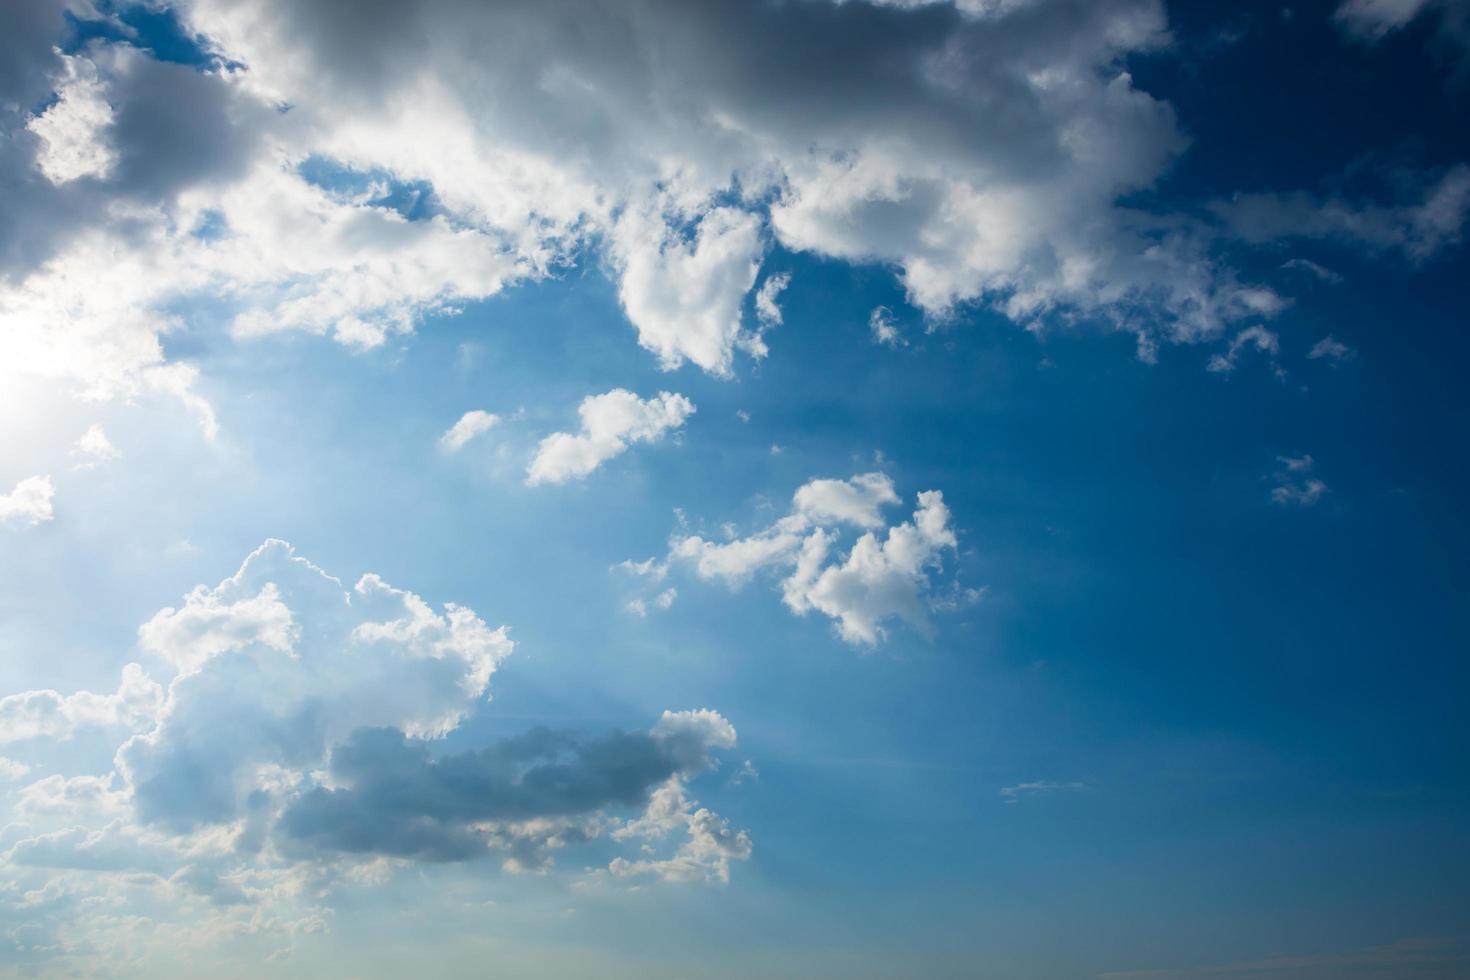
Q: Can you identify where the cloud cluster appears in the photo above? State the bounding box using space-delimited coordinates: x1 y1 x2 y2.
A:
626 472 975 645
4 0 1394 435
0 542 747 969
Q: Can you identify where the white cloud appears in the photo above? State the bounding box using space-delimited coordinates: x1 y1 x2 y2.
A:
1307 335 1356 364
1207 325 1282 376
869 306 905 347
754 272 791 328
0 542 749 972
0 664 162 744
0 0 1336 435
1281 257 1343 284
608 778 752 884
438 409 500 452
26 54 117 185
783 491 958 645
0 756 30 780
0 475 55 527
626 588 678 618
659 472 968 645
1271 454 1329 507
793 472 903 529
72 423 119 465
612 206 765 375
999 780 1086 803
527 389 695 486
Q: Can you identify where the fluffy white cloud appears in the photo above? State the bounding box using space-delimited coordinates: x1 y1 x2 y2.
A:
26 54 116 184
608 778 752 884
0 475 55 527
0 664 162 744
72 423 120 464
0 542 747 972
527 389 695 486
793 472 902 529
656 472 970 645
0 0 1341 434
612 206 765 375
783 491 958 644
869 305 905 347
438 409 500 452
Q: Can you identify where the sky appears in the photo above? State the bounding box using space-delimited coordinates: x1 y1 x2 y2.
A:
0 0 1469 977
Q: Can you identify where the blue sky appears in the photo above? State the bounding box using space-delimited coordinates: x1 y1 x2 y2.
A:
1 1 1468 977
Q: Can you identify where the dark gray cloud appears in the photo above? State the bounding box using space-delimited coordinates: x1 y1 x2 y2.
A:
0 24 272 281
278 721 722 862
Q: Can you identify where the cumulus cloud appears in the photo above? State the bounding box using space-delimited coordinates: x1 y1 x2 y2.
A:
0 475 55 527
793 471 903 529
0 0 1344 433
26 54 117 185
527 389 695 486
438 409 500 452
279 708 736 870
0 542 746 971
646 472 968 645
612 206 765 375
0 664 162 744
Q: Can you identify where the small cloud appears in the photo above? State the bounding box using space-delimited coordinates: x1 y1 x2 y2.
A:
869 306 905 348
1334 0 1435 40
1307 335 1355 364
72 424 120 467
439 410 500 453
1208 325 1283 378
0 757 31 781
0 475 55 528
999 780 1085 804
614 557 668 581
754 272 790 327
527 390 694 486
729 760 759 786
735 409 751 423
625 586 676 618
1271 454 1328 507
1281 257 1343 283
